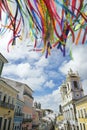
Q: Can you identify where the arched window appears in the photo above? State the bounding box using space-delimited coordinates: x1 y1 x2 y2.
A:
73 81 78 88
0 92 2 101
3 94 7 102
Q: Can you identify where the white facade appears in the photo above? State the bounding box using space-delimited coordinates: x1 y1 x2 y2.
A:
60 69 84 130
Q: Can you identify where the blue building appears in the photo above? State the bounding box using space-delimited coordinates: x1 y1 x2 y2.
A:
13 96 24 130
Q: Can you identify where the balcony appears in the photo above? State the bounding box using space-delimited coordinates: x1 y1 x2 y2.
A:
22 118 32 123
85 114 87 118
23 91 33 99
0 101 14 110
14 112 24 117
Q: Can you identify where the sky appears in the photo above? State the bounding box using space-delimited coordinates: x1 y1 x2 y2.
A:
0 0 87 113
0 36 87 113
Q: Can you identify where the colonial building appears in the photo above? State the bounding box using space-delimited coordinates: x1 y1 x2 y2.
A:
1 77 25 130
75 95 87 130
22 84 33 130
0 78 18 130
2 78 34 130
60 69 84 130
0 53 18 130
32 107 39 129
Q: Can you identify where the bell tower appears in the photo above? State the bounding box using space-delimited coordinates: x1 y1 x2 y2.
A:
60 69 84 105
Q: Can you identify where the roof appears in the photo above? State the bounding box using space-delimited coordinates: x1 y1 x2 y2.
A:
1 77 33 92
75 95 87 105
0 53 8 63
0 78 18 93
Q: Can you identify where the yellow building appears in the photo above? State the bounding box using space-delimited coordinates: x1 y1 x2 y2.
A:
55 114 64 130
0 78 18 130
57 114 64 122
0 53 18 130
75 95 87 130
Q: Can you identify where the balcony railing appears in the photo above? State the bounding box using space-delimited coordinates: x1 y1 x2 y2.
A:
23 91 33 99
0 101 14 110
14 112 24 117
85 114 87 118
22 118 32 123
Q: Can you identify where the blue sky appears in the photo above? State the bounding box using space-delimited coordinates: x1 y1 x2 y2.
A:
0 0 87 112
0 37 87 112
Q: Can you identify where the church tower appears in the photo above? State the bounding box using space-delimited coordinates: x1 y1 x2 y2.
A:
60 69 84 105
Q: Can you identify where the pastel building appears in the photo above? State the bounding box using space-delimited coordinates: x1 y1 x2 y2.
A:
22 84 33 130
32 107 39 129
75 95 87 130
0 78 18 130
0 53 18 130
13 97 24 130
2 78 34 130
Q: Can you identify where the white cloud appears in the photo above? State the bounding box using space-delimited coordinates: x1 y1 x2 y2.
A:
45 80 55 89
22 76 46 91
59 45 87 79
2 62 46 91
16 63 31 78
35 56 49 67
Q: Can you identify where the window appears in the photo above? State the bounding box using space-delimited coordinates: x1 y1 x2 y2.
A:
83 124 86 130
0 92 2 101
8 96 10 103
78 110 80 118
83 109 86 118
3 94 7 102
80 109 83 118
67 83 69 90
77 126 79 130
12 98 14 105
0 60 3 75
80 123 82 130
71 109 74 119
73 81 78 88
0 117 2 129
7 118 11 130
3 119 7 130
